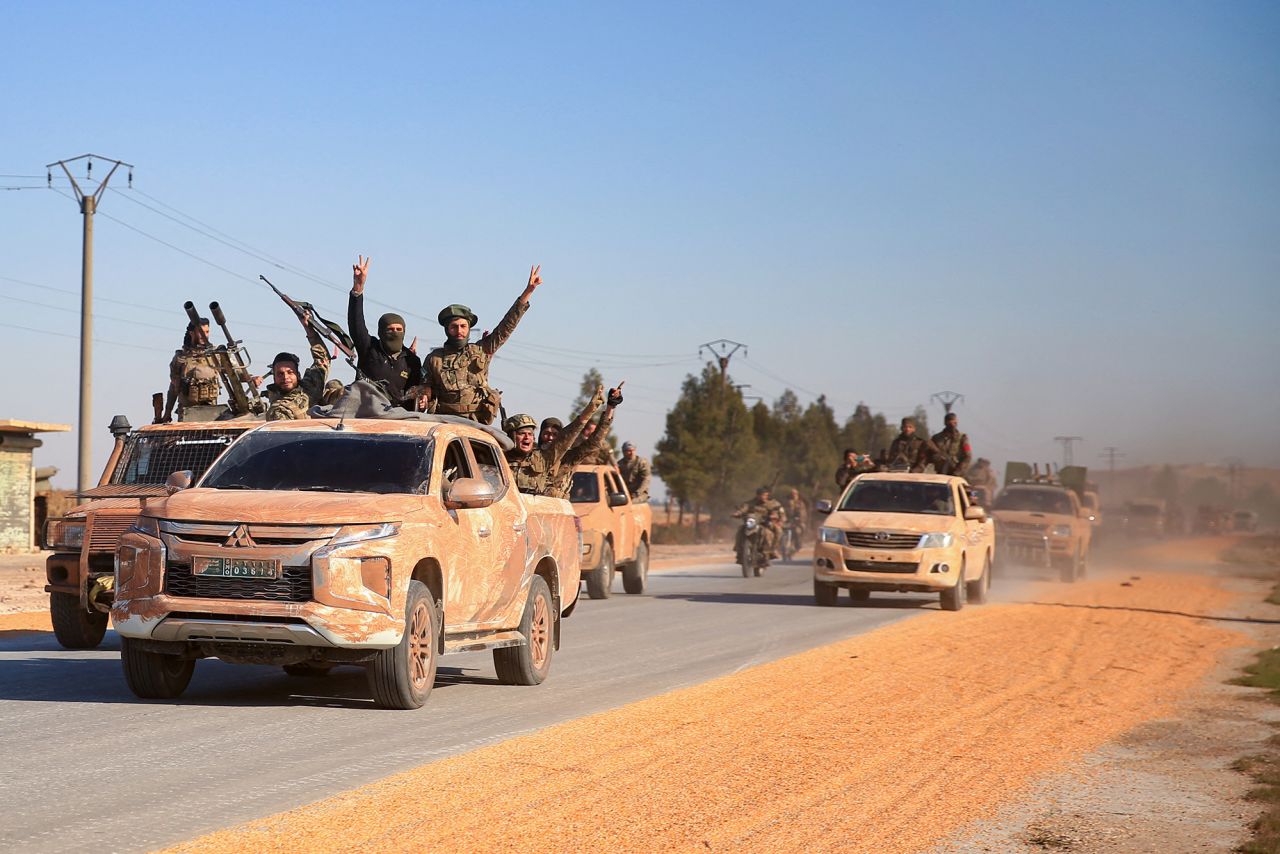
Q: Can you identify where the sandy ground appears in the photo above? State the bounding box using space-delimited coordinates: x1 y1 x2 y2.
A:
164 545 1254 853
0 552 50 616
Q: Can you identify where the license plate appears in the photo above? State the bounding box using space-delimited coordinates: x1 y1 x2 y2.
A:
191 556 281 580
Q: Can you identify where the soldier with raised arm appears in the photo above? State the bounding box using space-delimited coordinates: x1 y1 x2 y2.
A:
503 385 604 496
255 312 342 421
347 256 422 410
547 384 624 499
423 265 542 424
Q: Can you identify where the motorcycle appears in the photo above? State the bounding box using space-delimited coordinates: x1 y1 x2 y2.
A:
779 521 803 563
736 514 770 578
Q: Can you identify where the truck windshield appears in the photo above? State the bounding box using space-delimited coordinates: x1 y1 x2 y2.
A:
840 481 954 516
113 429 246 485
201 432 432 495
995 488 1073 514
569 472 600 504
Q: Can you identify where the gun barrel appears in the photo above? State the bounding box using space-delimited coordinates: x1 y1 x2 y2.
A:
183 301 202 326
210 301 227 326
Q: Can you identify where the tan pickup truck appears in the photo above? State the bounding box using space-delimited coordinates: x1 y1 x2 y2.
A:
113 416 582 709
813 473 995 610
44 417 252 649
569 464 652 598
993 480 1092 582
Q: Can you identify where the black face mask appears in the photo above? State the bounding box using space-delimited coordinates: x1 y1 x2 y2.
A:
380 329 404 355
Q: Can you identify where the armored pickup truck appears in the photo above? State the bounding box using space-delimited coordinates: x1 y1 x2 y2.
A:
113 415 582 709
44 417 252 648
992 464 1092 582
813 473 995 610
569 464 652 598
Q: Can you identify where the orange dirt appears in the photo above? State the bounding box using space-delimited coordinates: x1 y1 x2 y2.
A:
0 610 52 637
167 568 1245 854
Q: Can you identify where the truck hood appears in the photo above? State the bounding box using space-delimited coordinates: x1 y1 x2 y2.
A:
993 510 1070 525
60 497 143 519
823 510 953 532
142 488 421 525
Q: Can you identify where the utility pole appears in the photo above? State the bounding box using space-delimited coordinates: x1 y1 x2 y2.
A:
1054 435 1083 468
699 339 747 388
1099 446 1125 495
47 153 134 496
931 390 964 414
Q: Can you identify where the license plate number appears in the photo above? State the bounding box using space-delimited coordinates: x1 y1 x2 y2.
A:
192 556 281 579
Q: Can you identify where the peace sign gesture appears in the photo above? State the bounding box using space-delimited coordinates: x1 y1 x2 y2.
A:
520 263 543 304
352 255 371 295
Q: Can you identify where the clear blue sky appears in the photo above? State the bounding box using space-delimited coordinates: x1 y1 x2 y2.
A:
3 1 1278 491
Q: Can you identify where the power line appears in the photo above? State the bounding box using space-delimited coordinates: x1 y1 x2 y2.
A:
1054 435 1084 468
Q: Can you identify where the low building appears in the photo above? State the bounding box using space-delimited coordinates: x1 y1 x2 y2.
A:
0 420 71 553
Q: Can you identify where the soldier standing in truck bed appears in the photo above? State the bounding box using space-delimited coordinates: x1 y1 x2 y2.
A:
503 385 605 495
422 265 543 424
887 417 940 473
617 441 651 503
931 412 972 477
256 313 343 420
546 385 624 499
835 448 877 489
347 256 422 410
160 316 219 423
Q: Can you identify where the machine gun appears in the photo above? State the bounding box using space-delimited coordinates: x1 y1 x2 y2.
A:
183 300 265 417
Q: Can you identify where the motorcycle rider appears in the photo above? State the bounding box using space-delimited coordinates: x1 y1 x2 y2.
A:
733 485 786 563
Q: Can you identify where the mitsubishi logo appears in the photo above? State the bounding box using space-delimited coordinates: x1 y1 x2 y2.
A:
874 531 891 542
224 524 257 549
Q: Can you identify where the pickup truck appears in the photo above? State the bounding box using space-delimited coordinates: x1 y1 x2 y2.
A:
113 416 582 709
813 473 994 610
569 465 652 598
44 416 252 649
993 481 1092 581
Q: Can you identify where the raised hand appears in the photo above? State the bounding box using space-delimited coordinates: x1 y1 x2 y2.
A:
607 381 625 408
352 255 370 295
528 264 542 289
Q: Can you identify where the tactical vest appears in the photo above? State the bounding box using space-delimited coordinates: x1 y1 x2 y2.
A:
506 448 555 495
179 356 221 406
426 343 500 424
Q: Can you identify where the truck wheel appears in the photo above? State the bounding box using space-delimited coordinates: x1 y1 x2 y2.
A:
494 575 554 686
622 541 649 595
814 578 839 606
966 556 990 604
849 588 870 604
586 541 615 599
50 591 108 650
368 580 438 710
1060 549 1080 583
283 663 335 677
120 637 194 700
1078 548 1089 579
940 568 967 611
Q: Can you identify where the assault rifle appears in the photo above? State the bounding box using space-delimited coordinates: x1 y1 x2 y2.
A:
183 300 265 417
260 275 357 369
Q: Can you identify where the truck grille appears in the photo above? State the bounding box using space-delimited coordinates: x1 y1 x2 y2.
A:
845 559 918 574
844 532 919 550
88 516 136 552
998 521 1047 535
164 563 313 603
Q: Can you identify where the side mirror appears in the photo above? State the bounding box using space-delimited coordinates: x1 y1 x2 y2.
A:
607 491 629 508
165 470 193 495
963 506 986 522
814 499 833 515
445 477 499 510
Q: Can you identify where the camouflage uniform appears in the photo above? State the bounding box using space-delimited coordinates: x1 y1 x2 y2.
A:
617 454 651 503
967 459 997 491
505 391 604 495
835 457 877 489
169 348 221 420
886 433 939 473
547 407 616 500
930 427 972 477
425 300 528 424
735 496 786 558
263 338 332 421
784 494 809 535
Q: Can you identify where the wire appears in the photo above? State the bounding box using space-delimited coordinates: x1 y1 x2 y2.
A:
0 319 163 353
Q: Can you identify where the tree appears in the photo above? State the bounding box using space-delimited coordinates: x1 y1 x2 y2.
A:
840 403 894 458
570 367 617 454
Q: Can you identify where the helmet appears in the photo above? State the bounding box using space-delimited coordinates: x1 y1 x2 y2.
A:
503 413 537 434
540 417 563 431
438 304 479 327
756 485 770 495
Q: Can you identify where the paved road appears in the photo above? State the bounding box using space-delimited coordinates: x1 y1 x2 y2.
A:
1 558 959 853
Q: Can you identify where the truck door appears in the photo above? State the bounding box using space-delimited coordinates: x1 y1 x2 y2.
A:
607 469 636 562
467 438 527 626
439 438 497 626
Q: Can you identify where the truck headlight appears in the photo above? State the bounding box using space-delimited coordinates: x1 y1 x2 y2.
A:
1050 525 1072 538
918 532 954 549
131 517 160 537
314 522 401 559
819 527 845 544
44 519 85 550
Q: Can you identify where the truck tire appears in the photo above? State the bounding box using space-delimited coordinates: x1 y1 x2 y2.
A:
50 591 108 650
966 555 990 604
848 588 870 604
622 540 649 595
1060 549 1080 584
120 637 194 700
940 568 967 611
814 578 838 606
494 575 554 686
586 541 615 599
368 580 438 709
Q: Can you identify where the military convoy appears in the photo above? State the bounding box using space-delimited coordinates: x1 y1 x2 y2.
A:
992 463 1093 582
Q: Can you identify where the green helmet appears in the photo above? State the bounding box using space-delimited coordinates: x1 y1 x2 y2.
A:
503 413 537 434
438 304 479 327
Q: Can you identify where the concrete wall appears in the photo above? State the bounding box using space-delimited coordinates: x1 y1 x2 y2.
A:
0 436 38 552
